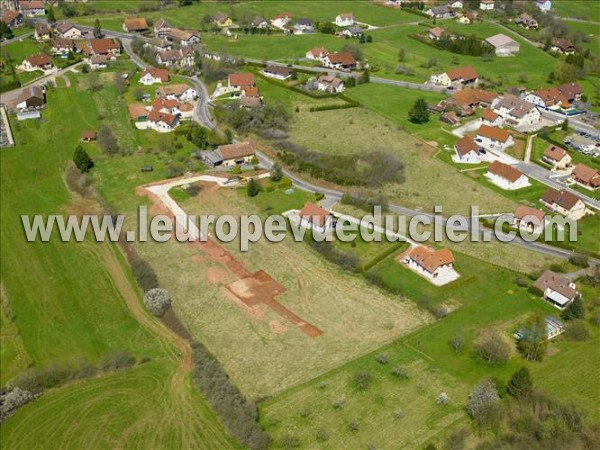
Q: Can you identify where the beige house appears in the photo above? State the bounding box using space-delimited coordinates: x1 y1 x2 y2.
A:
542 145 572 170
540 188 586 220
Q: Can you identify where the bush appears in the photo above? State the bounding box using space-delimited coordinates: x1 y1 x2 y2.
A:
131 257 158 292
392 366 409 379
347 420 360 431
564 319 590 341
473 331 511 366
561 297 585 321
436 392 449 405
143 288 171 316
315 428 330 442
0 387 37 423
100 351 136 372
375 353 389 365
569 253 589 267
332 396 345 409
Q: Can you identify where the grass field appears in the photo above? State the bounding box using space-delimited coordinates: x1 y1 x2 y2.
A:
551 1 600 21
261 249 600 447
0 78 235 446
285 105 518 215
133 184 429 398
1 360 238 450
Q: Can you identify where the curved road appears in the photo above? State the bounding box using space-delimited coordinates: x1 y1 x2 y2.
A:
256 150 599 264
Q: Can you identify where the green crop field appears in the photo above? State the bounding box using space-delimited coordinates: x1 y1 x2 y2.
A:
0 77 235 447
551 0 600 21
261 250 600 448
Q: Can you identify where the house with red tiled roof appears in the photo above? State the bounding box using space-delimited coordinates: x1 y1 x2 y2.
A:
1 10 23 28
542 145 572 170
19 53 54 72
139 68 170 85
440 110 461 127
551 37 575 55
147 109 179 132
431 65 479 89
299 202 334 234
155 83 197 102
227 73 255 90
262 65 293 80
491 94 540 128
202 141 256 168
318 75 345 93
540 188 586 220
475 124 513 150
485 161 529 190
513 205 545 234
156 48 194 67
271 12 292 29
306 47 329 61
557 83 582 103
570 164 600 190
323 52 357 71
480 108 502 127
18 0 45 16
428 27 445 41
123 17 149 33
402 246 459 285
453 136 482 164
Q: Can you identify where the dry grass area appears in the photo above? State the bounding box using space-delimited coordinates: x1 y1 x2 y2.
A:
334 204 561 273
135 187 429 398
288 108 517 215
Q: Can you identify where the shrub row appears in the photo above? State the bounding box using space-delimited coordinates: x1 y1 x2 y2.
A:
362 242 404 272
190 342 269 450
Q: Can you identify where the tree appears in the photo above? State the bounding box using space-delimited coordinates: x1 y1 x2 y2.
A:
114 72 126 95
561 119 569 131
186 125 209 149
270 162 283 182
517 315 548 362
553 61 578 83
93 18 102 39
561 297 585 321
73 145 94 172
449 332 464 353
507 366 533 398
466 379 500 425
341 43 362 61
133 87 145 101
47 6 56 24
0 21 13 40
359 33 366 44
565 319 590 341
143 288 171 316
98 125 119 155
408 98 430 124
246 178 261 197
398 48 405 62
358 69 370 84
354 370 372 390
87 71 102 91
366 34 373 43
473 330 511 365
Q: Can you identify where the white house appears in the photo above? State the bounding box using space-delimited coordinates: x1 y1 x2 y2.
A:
299 202 334 234
513 205 546 234
480 108 503 127
306 47 329 61
430 65 479 89
271 13 292 29
251 16 269 29
154 18 172 37
485 34 520 56
540 188 586 220
453 136 482 164
294 18 314 34
323 52 357 71
54 21 83 39
139 68 170 85
262 65 293 80
535 0 552 13
18 0 45 16
448 1 463 8
147 110 179 133
156 83 197 102
166 29 200 47
425 5 454 18
533 270 579 310
402 246 459 285
317 75 345 93
479 0 494 10
476 124 514 150
156 48 194 67
89 55 108 70
485 161 529 190
19 54 54 72
491 95 540 128
335 13 354 27
227 73 255 91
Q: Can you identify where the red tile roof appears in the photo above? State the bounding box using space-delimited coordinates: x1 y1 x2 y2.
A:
408 246 454 274
228 73 255 87
481 108 499 122
533 270 577 300
571 164 600 188
541 188 582 211
446 65 478 82
514 205 545 222
218 142 255 161
455 136 480 157
300 202 330 228
326 52 357 65
124 17 149 31
543 145 568 162
24 53 52 67
141 68 169 82
90 38 120 55
477 124 511 143
487 161 524 183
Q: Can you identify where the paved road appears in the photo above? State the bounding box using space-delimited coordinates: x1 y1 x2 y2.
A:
242 57 449 93
0 31 34 47
0 62 83 107
256 150 599 264
76 25 216 130
539 109 600 140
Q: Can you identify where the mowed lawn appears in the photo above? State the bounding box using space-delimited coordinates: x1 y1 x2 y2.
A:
261 250 600 448
1 361 239 450
0 80 235 447
551 0 600 21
